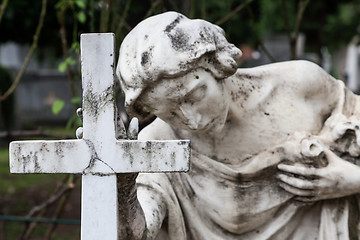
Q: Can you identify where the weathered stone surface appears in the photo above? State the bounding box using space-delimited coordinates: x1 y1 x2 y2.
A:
10 140 189 174
9 33 190 240
10 140 89 173
117 12 360 240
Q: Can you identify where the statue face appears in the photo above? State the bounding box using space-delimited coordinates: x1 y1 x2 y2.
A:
141 68 230 134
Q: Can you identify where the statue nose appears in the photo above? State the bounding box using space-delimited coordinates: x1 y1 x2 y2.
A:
179 105 201 129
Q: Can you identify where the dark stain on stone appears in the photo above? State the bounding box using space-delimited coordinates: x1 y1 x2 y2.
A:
164 15 183 33
33 152 40 172
55 142 65 159
22 155 28 173
146 141 153 169
167 29 191 52
83 84 114 119
141 51 150 66
40 142 50 153
170 152 176 166
122 141 134 166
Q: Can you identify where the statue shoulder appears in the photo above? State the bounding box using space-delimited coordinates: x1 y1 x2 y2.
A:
276 60 339 89
283 60 341 100
138 118 178 140
237 60 341 97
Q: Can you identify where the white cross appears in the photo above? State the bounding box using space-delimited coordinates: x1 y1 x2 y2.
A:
9 33 190 240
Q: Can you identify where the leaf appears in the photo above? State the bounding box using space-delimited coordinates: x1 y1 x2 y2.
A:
65 56 77 66
77 11 86 23
75 0 86 9
58 61 67 72
52 99 65 115
71 97 82 104
70 41 80 53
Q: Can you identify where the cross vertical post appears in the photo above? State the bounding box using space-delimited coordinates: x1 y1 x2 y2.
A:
80 33 118 240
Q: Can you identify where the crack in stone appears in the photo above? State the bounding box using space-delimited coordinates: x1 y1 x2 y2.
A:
83 139 116 176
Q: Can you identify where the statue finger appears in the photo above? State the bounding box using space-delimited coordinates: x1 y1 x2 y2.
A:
277 174 316 190
128 117 139 140
76 108 83 123
332 121 356 140
278 182 314 197
278 164 317 177
76 127 83 139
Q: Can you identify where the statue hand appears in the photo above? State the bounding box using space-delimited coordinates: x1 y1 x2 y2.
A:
277 149 360 202
76 108 83 139
326 113 360 157
75 107 139 140
116 117 140 186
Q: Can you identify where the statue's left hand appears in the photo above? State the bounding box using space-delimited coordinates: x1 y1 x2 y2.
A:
277 149 360 202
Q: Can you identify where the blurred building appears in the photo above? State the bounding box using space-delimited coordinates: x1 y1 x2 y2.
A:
0 42 76 129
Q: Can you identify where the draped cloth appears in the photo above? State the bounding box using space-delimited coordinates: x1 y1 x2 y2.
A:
136 80 360 240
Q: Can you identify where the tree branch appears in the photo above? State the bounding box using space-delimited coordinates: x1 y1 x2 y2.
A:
100 0 112 32
19 175 78 240
0 0 47 102
56 7 77 99
294 0 310 41
281 0 292 44
215 0 254 26
246 4 276 62
43 175 77 240
0 0 8 25
144 0 161 19
290 0 310 60
115 0 132 37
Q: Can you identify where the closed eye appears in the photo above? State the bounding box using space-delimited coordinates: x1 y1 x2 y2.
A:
186 85 207 101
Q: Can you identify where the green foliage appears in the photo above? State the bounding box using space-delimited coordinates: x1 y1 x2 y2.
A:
324 1 360 50
256 0 360 52
52 99 65 115
75 0 86 9
51 97 81 121
1 0 359 54
76 11 86 23
70 97 81 104
66 113 82 130
58 56 77 72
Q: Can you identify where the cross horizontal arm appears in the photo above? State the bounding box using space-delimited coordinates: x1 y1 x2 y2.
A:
9 140 90 174
112 139 190 173
10 139 190 174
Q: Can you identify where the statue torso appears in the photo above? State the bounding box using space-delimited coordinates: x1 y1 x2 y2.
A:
138 61 343 237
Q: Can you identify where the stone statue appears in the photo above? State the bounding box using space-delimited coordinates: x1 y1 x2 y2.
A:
115 11 360 239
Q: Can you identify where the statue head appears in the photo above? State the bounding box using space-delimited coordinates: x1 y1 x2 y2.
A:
117 12 242 121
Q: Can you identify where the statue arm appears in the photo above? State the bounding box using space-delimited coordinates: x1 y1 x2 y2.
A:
114 116 168 239
117 173 168 240
117 173 147 239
